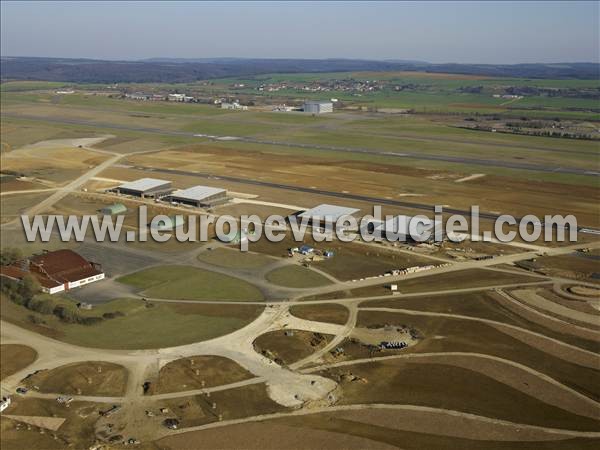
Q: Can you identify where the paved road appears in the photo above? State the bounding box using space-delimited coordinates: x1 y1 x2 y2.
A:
3 113 597 176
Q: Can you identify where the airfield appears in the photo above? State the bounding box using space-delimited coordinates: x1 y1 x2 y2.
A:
0 74 599 449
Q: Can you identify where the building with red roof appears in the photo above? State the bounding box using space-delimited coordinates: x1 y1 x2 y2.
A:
0 249 104 294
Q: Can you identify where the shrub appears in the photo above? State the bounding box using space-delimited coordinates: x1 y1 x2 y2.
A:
78 316 104 326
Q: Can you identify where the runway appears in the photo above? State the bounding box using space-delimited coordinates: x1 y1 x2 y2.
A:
3 113 598 177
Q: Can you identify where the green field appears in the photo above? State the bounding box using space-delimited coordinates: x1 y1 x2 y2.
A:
197 247 276 269
117 265 264 301
0 295 263 349
265 265 332 288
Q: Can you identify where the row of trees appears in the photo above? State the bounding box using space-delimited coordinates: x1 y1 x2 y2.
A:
1 247 124 326
1 276 124 326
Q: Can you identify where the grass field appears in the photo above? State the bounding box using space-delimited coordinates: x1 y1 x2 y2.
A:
1 398 110 450
161 383 286 428
356 310 600 402
197 247 276 269
0 295 263 349
265 265 332 288
394 269 544 293
289 304 350 325
117 265 264 301
321 360 600 432
365 290 599 352
529 253 600 283
253 330 333 366
156 411 600 450
0 344 37 380
23 361 128 396
1 192 52 224
150 355 255 394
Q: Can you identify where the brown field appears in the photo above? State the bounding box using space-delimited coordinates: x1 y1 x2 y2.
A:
159 383 286 428
1 398 109 450
1 145 108 184
0 417 66 450
289 304 350 325
122 145 600 228
356 310 600 402
395 269 544 293
155 412 600 450
508 288 600 330
538 287 600 315
157 418 398 450
254 330 334 366
365 290 600 352
325 337 411 362
278 411 600 450
149 355 255 394
23 361 128 396
0 344 37 380
320 360 600 431
530 253 600 283
1 192 52 223
0 179 48 192
302 268 545 300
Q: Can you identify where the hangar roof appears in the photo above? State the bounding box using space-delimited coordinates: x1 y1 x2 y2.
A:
170 185 226 201
118 178 171 192
374 215 442 235
298 204 360 221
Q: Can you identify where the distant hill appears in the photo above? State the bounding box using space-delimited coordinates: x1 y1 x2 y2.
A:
1 56 598 83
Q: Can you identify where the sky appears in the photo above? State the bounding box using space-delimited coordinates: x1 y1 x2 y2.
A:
1 1 598 64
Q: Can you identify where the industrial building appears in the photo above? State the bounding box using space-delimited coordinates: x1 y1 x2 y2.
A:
297 204 360 224
303 101 333 114
100 203 127 215
115 178 172 198
167 185 228 208
0 249 105 295
371 215 443 243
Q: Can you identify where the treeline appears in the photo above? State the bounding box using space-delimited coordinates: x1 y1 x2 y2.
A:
1 276 123 326
504 86 600 100
2 57 599 83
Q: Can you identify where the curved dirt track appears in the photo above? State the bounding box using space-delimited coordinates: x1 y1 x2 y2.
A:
165 403 600 439
304 352 600 420
360 307 599 369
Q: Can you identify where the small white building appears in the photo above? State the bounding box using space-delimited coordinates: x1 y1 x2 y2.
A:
168 93 194 102
221 102 248 110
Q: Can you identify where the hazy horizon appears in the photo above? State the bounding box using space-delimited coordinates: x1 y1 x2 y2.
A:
1 1 599 64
